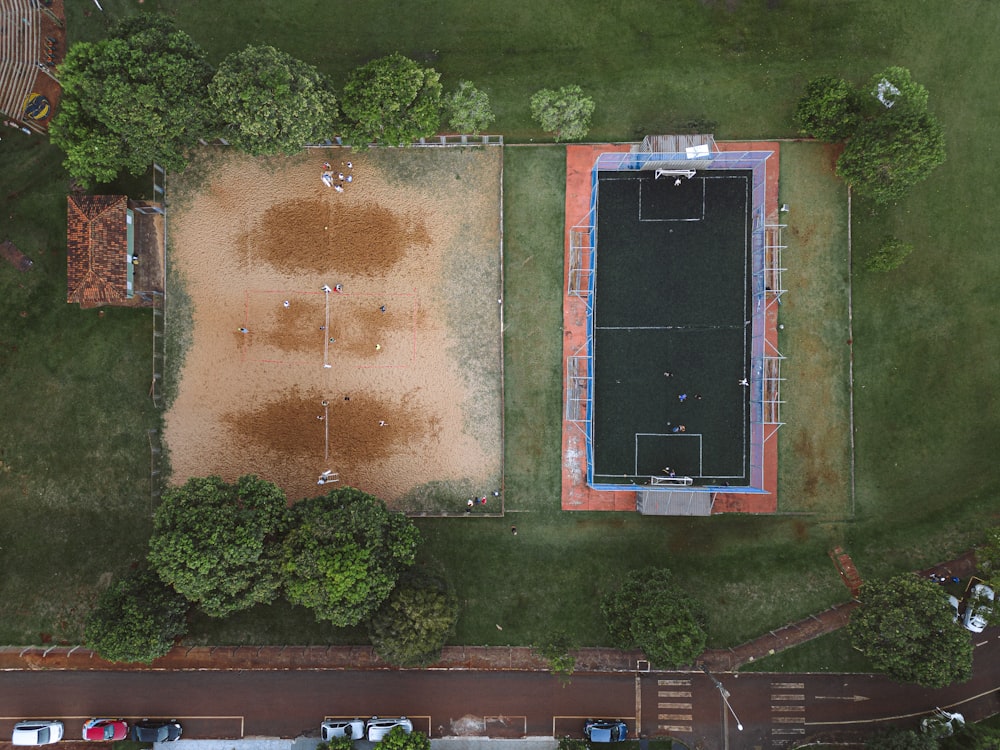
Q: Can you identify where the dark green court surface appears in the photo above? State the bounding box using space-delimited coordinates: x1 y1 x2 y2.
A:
592 170 752 486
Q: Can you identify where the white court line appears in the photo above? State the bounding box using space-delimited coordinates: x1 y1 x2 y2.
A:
323 291 330 367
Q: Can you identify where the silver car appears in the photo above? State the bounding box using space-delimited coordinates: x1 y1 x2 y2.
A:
962 583 995 633
12 722 64 746
321 719 365 742
366 717 413 742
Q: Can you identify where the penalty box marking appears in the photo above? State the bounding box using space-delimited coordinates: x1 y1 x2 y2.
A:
240 289 420 369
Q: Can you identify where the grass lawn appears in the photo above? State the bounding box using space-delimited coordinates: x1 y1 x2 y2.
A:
775 142 852 516
1 0 998 661
0 137 159 644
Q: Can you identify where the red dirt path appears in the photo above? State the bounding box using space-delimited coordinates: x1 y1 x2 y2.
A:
561 142 781 513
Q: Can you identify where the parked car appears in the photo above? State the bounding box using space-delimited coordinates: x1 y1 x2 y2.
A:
321 719 365 742
366 717 413 742
962 583 995 633
584 719 628 743
83 719 128 742
12 721 64 746
131 720 183 743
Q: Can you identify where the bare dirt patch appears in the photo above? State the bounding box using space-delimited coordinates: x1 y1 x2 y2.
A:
165 147 503 511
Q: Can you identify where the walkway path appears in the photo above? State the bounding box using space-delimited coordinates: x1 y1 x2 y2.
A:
0 552 978 675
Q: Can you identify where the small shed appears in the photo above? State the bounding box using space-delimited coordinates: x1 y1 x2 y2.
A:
66 194 164 308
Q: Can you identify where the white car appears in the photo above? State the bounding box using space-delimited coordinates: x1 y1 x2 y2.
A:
366 717 413 742
12 721 64 746
962 583 995 633
321 719 365 742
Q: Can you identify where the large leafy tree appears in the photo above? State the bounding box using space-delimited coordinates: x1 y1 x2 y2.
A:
339 53 442 148
51 14 214 186
836 107 945 204
368 567 458 667
869 66 930 113
865 728 937 750
601 567 706 668
148 475 289 618
849 574 973 688
794 75 862 142
377 727 430 750
281 488 420 626
209 45 338 155
84 568 189 664
530 85 595 142
444 81 495 135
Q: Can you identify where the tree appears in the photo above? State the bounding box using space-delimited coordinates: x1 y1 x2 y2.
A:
367 567 458 667
281 488 420 626
530 85 595 142
836 107 946 204
148 475 289 618
976 526 1000 579
317 738 354 750
794 75 862 141
849 574 973 688
869 66 930 113
209 45 338 155
377 727 429 750
865 236 914 272
601 567 706 669
84 568 188 664
50 14 214 186
444 81 495 135
339 53 442 147
941 722 1000 750
535 630 578 684
865 728 937 750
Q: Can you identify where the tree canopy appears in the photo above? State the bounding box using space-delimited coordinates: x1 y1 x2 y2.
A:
444 81 495 135
849 574 973 688
148 475 289 618
529 85 595 141
865 728 937 750
869 66 930 113
601 567 706 669
339 53 442 147
836 107 946 204
281 488 420 627
209 45 338 155
368 567 458 667
794 75 862 142
84 568 189 664
377 727 430 750
50 14 213 186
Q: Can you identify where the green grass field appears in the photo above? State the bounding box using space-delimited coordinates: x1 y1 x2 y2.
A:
0 0 997 659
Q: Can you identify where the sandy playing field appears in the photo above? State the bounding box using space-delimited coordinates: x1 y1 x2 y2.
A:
164 146 504 512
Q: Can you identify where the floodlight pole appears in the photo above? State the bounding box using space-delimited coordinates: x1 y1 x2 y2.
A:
700 665 744 735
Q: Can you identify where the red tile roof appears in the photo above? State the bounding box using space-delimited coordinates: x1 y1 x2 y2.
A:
67 195 128 308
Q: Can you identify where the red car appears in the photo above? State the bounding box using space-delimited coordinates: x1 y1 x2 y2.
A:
82 719 128 742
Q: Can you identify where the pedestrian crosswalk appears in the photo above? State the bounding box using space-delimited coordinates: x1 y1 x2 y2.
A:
655 679 693 735
769 681 805 746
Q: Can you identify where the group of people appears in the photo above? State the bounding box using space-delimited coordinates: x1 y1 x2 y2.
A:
321 160 354 191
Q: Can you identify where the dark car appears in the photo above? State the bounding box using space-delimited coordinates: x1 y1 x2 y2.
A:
584 719 628 743
131 720 183 743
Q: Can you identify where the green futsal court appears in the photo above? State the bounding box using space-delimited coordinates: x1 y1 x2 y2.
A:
591 170 752 486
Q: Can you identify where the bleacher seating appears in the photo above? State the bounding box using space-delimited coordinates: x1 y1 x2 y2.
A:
0 0 47 132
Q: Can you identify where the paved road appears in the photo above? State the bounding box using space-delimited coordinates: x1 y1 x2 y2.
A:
1 632 998 750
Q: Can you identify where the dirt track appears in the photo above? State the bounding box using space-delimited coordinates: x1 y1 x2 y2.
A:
165 147 503 510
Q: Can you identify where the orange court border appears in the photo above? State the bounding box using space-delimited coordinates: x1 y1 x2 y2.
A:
561 141 781 513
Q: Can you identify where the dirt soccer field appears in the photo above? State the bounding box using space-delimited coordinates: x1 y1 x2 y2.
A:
165 147 503 512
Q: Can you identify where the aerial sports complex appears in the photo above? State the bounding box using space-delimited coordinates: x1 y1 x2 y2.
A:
562 136 785 516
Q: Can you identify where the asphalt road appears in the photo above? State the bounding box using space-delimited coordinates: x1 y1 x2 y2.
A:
1 631 998 750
